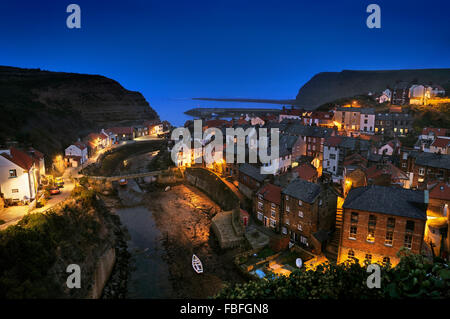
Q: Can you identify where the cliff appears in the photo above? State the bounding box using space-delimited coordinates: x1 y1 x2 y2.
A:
295 69 450 108
0 187 126 298
0 66 159 158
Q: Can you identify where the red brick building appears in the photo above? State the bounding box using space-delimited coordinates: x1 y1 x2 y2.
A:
253 183 282 231
280 178 337 251
338 185 427 266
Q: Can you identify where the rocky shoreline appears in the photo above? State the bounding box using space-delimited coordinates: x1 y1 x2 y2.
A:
98 195 132 299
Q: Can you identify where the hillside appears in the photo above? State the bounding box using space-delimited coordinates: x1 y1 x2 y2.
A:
296 69 450 108
0 66 159 159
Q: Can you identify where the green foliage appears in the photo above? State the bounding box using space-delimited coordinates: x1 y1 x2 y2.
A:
216 250 450 299
0 191 104 298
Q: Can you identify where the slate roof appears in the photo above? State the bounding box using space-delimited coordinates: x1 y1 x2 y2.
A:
239 163 265 182
337 107 374 114
279 134 299 157
281 178 321 203
285 124 334 138
343 185 427 220
413 152 450 169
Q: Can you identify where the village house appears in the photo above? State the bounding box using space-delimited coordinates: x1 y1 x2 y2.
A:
284 124 335 170
323 136 370 181
359 108 375 134
238 163 266 199
338 185 427 266
254 183 282 231
292 162 318 183
427 182 449 217
375 112 413 136
391 82 410 105
261 134 299 175
403 151 450 188
281 178 337 252
133 124 149 138
333 107 363 132
144 120 164 135
278 106 302 122
430 138 450 155
64 141 88 167
415 128 449 153
0 148 38 204
376 139 401 156
364 162 411 188
376 89 392 104
106 127 135 141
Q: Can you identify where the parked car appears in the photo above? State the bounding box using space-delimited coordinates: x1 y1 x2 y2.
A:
119 178 128 186
49 187 61 195
55 177 64 188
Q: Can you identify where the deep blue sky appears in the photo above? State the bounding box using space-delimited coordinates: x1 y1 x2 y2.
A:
1 0 449 125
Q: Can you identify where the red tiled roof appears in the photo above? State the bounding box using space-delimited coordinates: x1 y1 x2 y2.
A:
365 163 408 181
422 127 447 137
293 163 318 181
429 182 450 201
1 147 34 170
325 136 343 147
74 141 87 150
204 119 231 128
431 137 450 148
106 127 134 135
256 183 282 205
343 153 368 167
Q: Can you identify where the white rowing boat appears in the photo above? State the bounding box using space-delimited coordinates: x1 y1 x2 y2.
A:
192 254 203 274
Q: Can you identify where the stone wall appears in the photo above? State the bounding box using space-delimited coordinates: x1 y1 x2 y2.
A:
185 168 239 211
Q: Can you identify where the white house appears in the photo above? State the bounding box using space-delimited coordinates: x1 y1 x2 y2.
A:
359 109 375 134
65 142 88 165
377 89 391 103
0 148 38 203
323 139 340 178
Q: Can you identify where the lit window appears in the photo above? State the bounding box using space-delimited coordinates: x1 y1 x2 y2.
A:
385 231 393 246
285 219 290 225
286 205 290 212
347 250 355 259
419 168 425 176
298 200 302 206
271 209 276 218
257 212 263 221
297 224 302 231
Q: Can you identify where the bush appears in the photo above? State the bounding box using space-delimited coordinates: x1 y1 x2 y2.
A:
216 248 450 299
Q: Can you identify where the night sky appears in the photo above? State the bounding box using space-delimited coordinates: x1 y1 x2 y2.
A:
0 0 449 125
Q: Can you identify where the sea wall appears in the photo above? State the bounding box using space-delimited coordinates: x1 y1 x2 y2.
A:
88 247 116 299
184 167 239 211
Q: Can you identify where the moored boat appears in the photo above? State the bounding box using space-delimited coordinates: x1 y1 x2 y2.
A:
192 254 203 274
